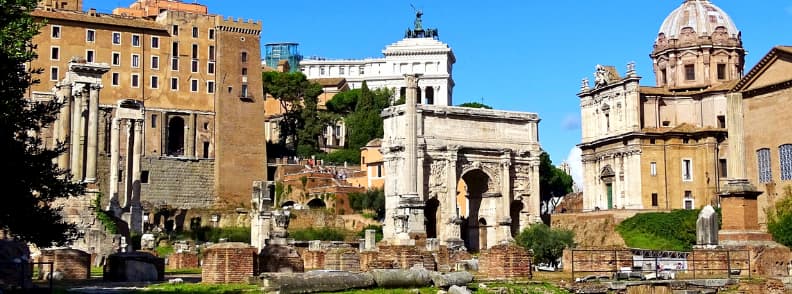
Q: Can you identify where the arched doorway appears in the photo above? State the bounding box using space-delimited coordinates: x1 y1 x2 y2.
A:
306 198 326 209
510 200 524 237
459 169 490 252
425 197 440 238
167 116 185 156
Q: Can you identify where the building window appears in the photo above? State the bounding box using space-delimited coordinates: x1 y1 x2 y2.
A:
339 67 345 75
758 148 772 183
359 66 365 75
85 50 95 63
320 67 325 75
241 51 248 63
151 36 159 49
131 74 140 88
208 45 215 60
86 29 95 42
376 164 383 177
682 159 693 181
203 142 210 158
131 34 141 47
720 158 728 178
207 62 215 74
717 64 726 80
241 67 248 76
190 79 198 92
208 29 215 40
171 58 179 71
207 80 215 94
191 44 198 59
651 193 658 207
167 116 185 156
112 52 120 66
170 77 178 90
780 144 792 181
172 25 179 35
111 72 119 86
150 75 159 89
112 32 121 45
650 162 657 176
50 67 58 81
191 60 198 73
51 25 61 39
50 46 59 60
683 138 690 144
151 114 157 128
151 55 159 69
140 171 149 183
685 64 695 81
684 191 693 210
192 26 198 38
131 54 140 68
650 138 656 144
241 83 249 98
717 115 726 128
172 42 179 56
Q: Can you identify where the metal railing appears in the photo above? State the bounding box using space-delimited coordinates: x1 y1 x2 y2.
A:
570 249 750 281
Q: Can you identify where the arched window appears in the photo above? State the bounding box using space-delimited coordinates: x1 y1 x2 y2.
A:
757 148 772 183
780 144 792 181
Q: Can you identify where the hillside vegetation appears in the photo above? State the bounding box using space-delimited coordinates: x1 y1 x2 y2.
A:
616 209 703 251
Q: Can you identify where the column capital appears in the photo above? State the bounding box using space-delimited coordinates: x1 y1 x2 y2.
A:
90 83 103 91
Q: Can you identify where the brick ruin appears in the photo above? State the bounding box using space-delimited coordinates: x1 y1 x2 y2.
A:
167 252 199 270
37 249 90 280
201 242 258 284
478 244 533 280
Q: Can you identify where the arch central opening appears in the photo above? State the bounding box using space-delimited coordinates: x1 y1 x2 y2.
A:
458 169 490 253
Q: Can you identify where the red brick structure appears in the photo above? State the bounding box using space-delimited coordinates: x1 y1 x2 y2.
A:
167 252 199 269
563 249 633 274
687 249 750 277
479 244 533 279
258 244 304 273
202 243 257 284
361 245 436 271
302 250 326 271
324 247 361 272
38 249 91 280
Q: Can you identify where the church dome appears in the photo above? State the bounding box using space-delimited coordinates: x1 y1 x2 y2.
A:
656 0 740 46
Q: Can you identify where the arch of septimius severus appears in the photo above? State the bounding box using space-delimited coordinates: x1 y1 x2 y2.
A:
381 74 542 252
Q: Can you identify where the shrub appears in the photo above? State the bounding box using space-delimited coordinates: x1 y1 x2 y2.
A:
515 223 574 267
178 226 251 243
290 227 346 241
348 189 385 219
767 186 792 247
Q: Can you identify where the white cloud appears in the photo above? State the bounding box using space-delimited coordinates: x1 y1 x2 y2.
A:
561 114 581 131
565 147 584 191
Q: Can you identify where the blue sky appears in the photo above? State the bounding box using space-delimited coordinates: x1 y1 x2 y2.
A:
84 0 792 165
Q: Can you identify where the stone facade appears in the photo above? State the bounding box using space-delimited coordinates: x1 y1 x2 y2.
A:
382 102 542 251
202 242 257 284
578 0 743 211
478 244 533 279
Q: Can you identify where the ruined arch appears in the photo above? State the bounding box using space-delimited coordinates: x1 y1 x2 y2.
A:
425 197 440 238
306 198 326 209
459 168 491 252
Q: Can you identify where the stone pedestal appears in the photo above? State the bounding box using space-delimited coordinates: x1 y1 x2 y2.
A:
104 252 165 282
718 179 771 243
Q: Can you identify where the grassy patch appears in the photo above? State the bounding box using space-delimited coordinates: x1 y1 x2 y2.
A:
318 287 436 294
289 227 348 241
156 245 175 257
90 266 103 277
143 283 260 293
616 209 701 251
473 282 570 294
165 267 202 275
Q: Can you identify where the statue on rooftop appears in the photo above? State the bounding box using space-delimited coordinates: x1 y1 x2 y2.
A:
412 5 423 31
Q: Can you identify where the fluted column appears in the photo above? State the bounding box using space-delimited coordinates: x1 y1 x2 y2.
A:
57 83 72 170
130 119 144 234
108 118 121 212
85 84 100 182
499 155 513 242
70 89 84 180
123 120 134 207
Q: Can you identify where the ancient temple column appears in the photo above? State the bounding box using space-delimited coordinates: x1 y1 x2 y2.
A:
85 84 100 182
726 92 746 179
108 117 121 211
499 155 513 242
186 113 196 158
123 120 134 207
445 149 464 247
70 89 84 180
405 75 419 194
130 119 144 234
57 83 72 171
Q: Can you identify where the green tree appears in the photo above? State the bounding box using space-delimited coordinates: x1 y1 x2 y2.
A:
343 82 391 150
767 186 792 247
539 152 573 206
457 102 493 109
0 0 84 246
348 188 386 220
516 223 574 267
262 71 323 154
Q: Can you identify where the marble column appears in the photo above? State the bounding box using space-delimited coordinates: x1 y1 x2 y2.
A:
70 89 85 181
499 155 513 242
185 114 194 157
130 119 144 234
57 83 72 171
445 149 464 247
405 74 419 194
123 120 134 207
108 118 120 212
726 92 746 179
85 84 100 182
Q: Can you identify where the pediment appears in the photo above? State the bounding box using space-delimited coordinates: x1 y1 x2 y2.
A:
734 47 792 93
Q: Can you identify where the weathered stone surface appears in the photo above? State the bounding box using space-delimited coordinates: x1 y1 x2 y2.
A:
370 268 432 288
104 251 164 282
430 271 474 288
38 248 90 280
259 244 304 273
448 285 471 294
256 271 375 293
202 242 257 284
696 205 719 246
324 247 361 272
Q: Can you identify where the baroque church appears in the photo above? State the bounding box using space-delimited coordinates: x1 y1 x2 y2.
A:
578 0 744 211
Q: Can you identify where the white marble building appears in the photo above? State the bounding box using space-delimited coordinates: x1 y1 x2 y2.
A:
300 17 455 106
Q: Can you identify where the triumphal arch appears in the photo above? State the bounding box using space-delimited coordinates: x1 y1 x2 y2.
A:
382 75 542 252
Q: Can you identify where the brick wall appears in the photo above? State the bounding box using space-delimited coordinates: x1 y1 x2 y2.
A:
479 244 533 279
140 157 215 208
563 249 632 274
302 250 326 271
324 247 361 272
361 245 436 271
167 252 199 269
37 249 90 280
202 243 257 284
